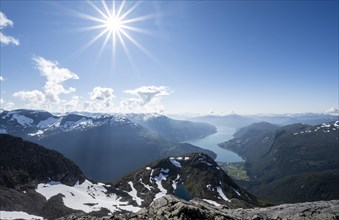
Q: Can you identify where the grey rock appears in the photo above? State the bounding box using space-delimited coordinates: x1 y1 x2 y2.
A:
58 196 339 220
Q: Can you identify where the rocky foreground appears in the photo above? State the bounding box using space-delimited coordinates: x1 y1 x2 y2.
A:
58 195 339 220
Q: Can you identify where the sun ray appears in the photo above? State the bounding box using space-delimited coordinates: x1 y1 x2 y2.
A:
79 0 159 66
119 1 141 21
88 1 109 20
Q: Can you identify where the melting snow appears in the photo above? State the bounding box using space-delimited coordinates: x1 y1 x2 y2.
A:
140 178 152 191
36 180 140 213
203 199 221 207
172 174 180 190
10 114 33 127
154 171 168 200
176 157 183 160
184 157 190 160
37 117 59 129
216 186 231 202
0 211 44 220
321 123 331 128
170 158 182 168
146 167 151 170
160 168 169 173
232 188 241 196
127 181 143 206
28 130 44 137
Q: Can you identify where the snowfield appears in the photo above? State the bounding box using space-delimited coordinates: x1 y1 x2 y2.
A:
36 180 141 213
0 211 44 220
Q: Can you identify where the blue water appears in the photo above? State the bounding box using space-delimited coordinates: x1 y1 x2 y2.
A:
184 126 243 162
174 184 193 201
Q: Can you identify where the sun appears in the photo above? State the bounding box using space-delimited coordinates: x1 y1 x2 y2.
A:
105 16 122 33
80 0 155 61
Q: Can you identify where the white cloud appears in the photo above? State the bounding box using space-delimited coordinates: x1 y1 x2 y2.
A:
121 86 170 113
0 12 20 46
64 95 80 112
0 12 13 29
84 87 115 112
90 87 115 101
13 90 46 108
325 107 339 114
33 56 79 103
0 32 20 46
0 76 4 81
0 98 14 110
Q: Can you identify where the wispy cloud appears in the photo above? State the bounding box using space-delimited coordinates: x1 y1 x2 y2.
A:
33 56 79 103
121 85 171 113
0 76 4 81
12 56 79 112
0 12 20 46
325 107 339 115
13 90 46 108
0 12 13 28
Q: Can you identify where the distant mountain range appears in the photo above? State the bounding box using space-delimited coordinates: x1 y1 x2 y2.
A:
0 109 216 181
0 134 259 219
191 113 337 128
219 120 339 203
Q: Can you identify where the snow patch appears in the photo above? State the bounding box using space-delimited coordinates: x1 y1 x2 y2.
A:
170 158 182 168
36 180 141 213
216 186 231 202
10 114 33 127
140 178 152 191
172 174 180 190
127 181 143 206
160 168 169 173
203 199 221 207
37 117 59 129
0 211 44 220
184 157 190 160
28 130 44 137
232 188 241 196
154 172 168 200
321 123 331 128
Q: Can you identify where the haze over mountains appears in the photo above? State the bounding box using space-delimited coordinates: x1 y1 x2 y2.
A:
0 109 216 181
191 113 337 128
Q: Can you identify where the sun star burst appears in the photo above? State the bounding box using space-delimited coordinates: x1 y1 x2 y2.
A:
81 0 154 62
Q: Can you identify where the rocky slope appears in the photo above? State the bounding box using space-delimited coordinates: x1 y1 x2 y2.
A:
57 195 339 220
219 121 339 203
0 134 85 190
112 153 258 209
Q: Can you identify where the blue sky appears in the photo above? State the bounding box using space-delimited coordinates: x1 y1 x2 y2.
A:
0 0 338 115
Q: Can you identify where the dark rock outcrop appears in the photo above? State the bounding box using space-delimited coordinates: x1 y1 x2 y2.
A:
0 134 85 190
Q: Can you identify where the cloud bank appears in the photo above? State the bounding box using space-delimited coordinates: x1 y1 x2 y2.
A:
121 86 170 113
10 56 170 113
